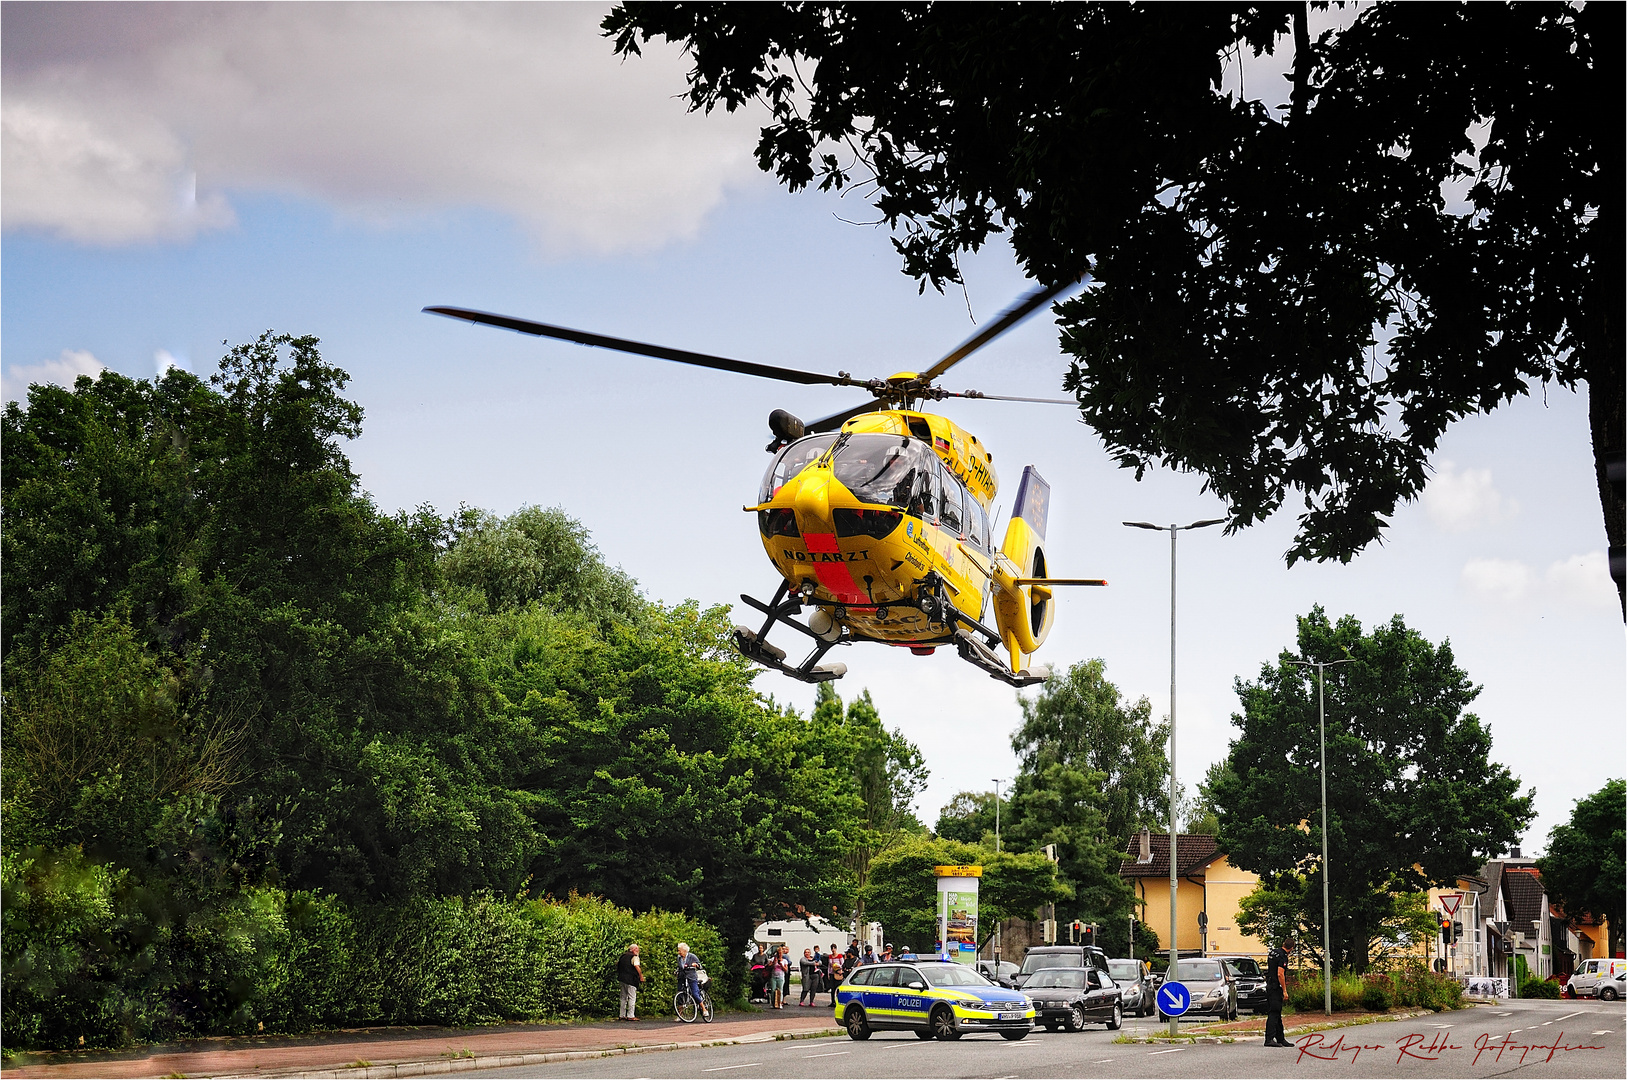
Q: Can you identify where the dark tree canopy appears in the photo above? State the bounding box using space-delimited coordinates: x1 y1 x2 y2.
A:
606 2 1624 610
1537 779 1626 959
1212 606 1535 972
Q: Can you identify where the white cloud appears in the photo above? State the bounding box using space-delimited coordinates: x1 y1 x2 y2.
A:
2 348 105 402
1461 551 1618 612
1461 557 1533 603
1 4 762 252
1422 459 1518 532
155 349 184 375
1543 552 1618 612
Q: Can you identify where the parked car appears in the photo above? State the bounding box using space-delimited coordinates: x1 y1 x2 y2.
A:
1156 957 1238 1021
1106 957 1154 1017
976 959 1020 987
1022 966 1124 1032
1013 945 1109 988
1566 958 1627 1000
1210 954 1267 1013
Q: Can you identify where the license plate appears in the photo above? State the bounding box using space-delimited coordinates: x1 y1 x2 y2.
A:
998 1011 1023 1021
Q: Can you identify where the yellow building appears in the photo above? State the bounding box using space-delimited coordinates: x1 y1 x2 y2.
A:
1118 830 1267 960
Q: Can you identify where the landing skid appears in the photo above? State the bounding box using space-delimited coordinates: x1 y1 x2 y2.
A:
734 581 848 684
733 578 1049 688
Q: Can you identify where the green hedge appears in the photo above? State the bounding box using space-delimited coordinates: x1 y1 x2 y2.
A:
1286 964 1464 1014
2 848 722 1050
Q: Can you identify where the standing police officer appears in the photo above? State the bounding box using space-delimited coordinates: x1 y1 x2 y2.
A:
1263 937 1293 1046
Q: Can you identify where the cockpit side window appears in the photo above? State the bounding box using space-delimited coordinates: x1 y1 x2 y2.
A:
938 463 964 537
760 435 837 502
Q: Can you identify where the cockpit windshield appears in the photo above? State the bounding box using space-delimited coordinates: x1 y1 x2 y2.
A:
831 435 935 509
760 435 838 502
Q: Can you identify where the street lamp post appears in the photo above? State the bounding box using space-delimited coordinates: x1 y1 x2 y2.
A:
1124 516 1226 1036
1286 655 1355 1016
992 778 1003 972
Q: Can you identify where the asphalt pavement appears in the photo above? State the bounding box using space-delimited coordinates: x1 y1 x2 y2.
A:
472 997 1627 1079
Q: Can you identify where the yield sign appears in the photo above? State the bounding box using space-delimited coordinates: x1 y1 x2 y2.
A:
1440 892 1463 916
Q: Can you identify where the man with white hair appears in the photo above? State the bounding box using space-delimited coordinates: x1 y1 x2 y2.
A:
616 943 643 1021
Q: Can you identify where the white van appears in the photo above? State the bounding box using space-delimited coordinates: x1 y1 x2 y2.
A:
1566 958 1627 1000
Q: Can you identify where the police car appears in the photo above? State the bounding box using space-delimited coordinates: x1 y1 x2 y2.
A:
836 959 1036 1041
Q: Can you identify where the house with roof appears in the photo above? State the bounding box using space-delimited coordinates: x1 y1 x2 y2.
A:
1117 828 1267 960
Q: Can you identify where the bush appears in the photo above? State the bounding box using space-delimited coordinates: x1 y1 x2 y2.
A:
1393 963 1466 1011
1360 974 1396 1011
1 853 723 1051
1520 977 1561 999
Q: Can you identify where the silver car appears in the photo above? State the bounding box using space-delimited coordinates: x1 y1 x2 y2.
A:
1156 958 1238 1021
1106 958 1154 1017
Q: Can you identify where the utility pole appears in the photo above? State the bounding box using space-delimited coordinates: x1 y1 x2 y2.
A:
1124 516 1225 1036
992 778 1003 972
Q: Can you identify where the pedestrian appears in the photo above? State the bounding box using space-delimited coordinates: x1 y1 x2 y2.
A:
846 940 860 967
827 949 845 1006
1263 937 1294 1046
818 944 833 1000
799 948 819 1005
616 943 643 1021
881 943 893 962
860 944 876 967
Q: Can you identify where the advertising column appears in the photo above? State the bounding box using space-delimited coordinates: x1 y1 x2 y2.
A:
935 864 981 965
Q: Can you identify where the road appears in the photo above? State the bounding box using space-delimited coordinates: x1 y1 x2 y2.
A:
474 997 1625 1079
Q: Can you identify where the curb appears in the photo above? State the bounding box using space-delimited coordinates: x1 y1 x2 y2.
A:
1113 1007 1442 1045
206 1028 845 1080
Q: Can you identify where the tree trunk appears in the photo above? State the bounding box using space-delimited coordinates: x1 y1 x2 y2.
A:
1582 0 1626 618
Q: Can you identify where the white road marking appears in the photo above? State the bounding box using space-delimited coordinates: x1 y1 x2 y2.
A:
1148 1047 1187 1055
703 1065 760 1072
1552 1010 1586 1023
1093 1059 1116 1063
1591 1030 1612 1035
803 1050 850 1058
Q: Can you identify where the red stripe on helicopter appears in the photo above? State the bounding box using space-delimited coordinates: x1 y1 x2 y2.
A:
803 532 866 603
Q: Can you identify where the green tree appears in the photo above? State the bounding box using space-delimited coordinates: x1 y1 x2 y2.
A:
606 3 1624 612
810 684 929 937
1235 875 1438 971
935 790 999 847
1012 658 1170 845
1213 606 1535 972
440 504 644 627
1003 762 1136 930
861 836 1069 951
1537 779 1625 959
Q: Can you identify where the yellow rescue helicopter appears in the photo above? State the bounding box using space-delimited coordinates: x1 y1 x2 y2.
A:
425 280 1105 687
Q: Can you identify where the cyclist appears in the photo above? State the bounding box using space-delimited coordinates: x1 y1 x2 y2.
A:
675 942 704 1020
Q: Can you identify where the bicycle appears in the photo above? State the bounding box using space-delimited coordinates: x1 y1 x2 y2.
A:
675 970 714 1023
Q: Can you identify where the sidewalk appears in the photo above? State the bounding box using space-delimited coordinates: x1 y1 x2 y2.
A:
1 1008 843 1079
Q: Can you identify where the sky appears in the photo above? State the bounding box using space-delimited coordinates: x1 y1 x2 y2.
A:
4 2 1621 859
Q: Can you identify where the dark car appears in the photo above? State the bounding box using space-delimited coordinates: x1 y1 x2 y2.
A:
1023 966 1124 1032
976 959 1019 988
1211 955 1267 1013
1156 958 1237 1021
1106 957 1154 1017
1013 945 1109 989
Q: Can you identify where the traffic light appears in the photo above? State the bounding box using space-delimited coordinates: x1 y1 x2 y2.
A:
1439 916 1452 944
1452 921 1462 945
1083 923 1097 947
1070 919 1084 943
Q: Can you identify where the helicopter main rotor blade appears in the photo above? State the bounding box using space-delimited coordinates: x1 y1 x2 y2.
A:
806 399 886 434
424 306 850 387
917 274 1091 384
942 390 1077 405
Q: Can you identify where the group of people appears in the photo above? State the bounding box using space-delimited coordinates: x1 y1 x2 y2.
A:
748 940 903 1008
612 937 921 1023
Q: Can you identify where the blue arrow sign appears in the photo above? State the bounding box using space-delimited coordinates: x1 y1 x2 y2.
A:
1158 980 1192 1017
